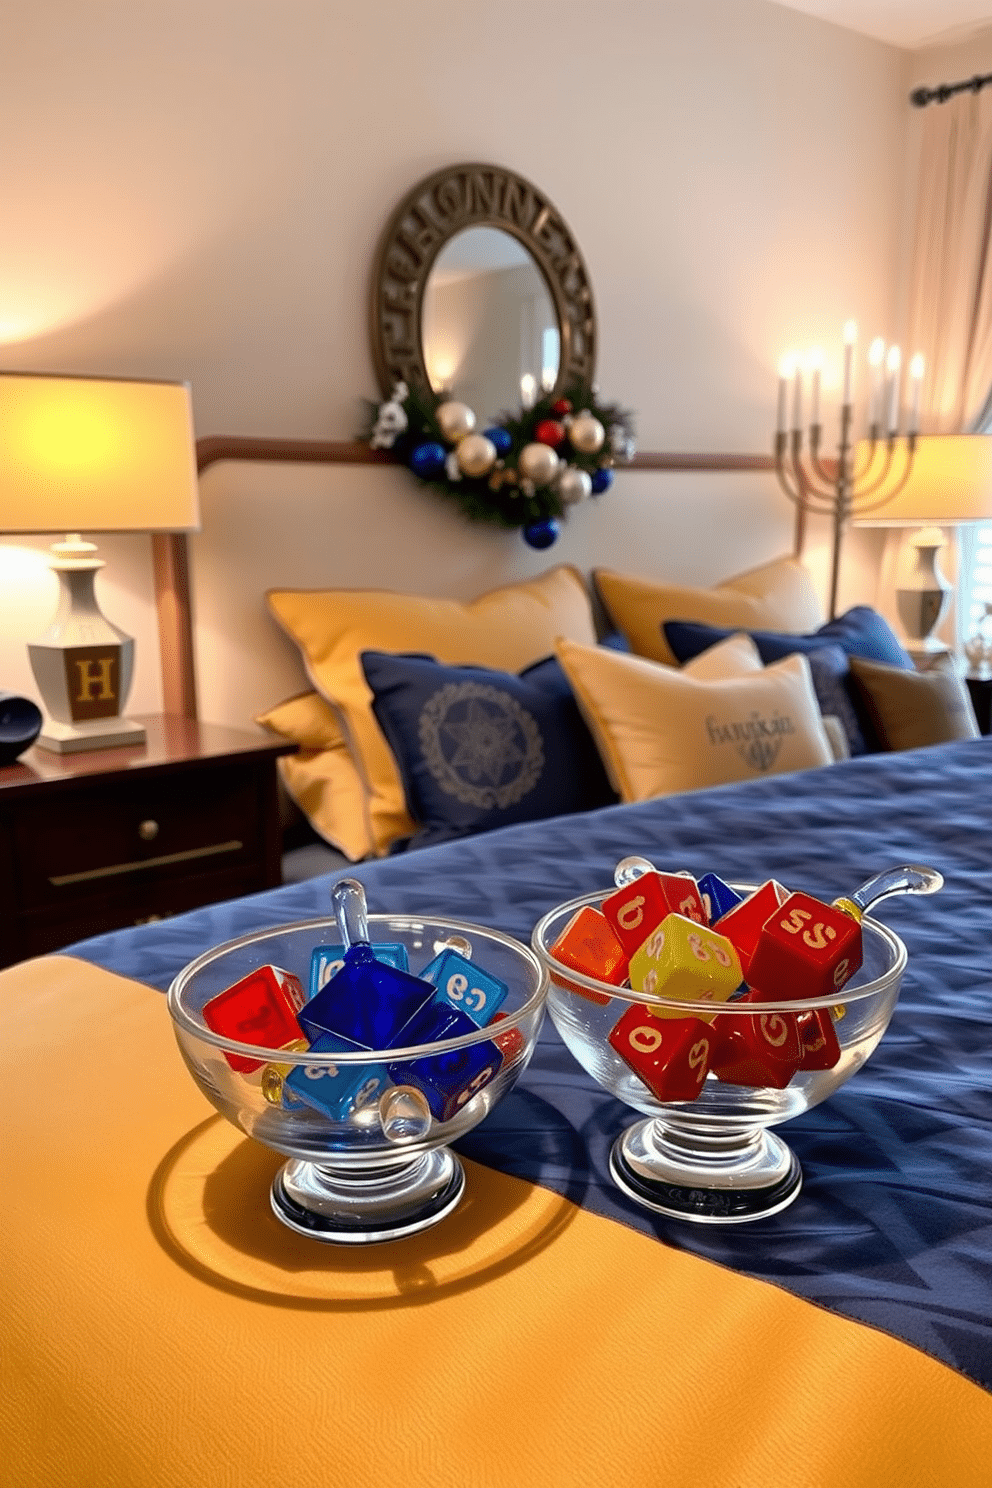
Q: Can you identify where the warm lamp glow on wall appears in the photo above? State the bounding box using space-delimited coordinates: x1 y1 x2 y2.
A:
0 372 200 753
853 434 992 652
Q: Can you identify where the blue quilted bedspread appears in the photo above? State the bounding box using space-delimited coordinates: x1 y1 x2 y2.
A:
65 738 992 1391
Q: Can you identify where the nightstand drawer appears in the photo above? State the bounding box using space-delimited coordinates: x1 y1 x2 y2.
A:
13 764 261 909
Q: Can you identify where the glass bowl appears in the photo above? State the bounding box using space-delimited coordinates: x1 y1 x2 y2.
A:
532 884 907 1224
168 913 547 1244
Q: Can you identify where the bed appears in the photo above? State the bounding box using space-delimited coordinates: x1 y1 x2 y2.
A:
3 724 990 1487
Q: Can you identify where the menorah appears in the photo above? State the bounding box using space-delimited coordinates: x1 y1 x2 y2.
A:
774 321 924 619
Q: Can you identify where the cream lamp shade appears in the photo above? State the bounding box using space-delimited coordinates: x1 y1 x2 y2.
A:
852 434 992 527
853 434 992 653
0 372 200 533
0 372 200 753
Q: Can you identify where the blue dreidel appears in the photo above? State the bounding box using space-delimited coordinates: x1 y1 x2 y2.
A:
420 947 509 1025
309 940 410 999
299 878 435 1048
697 872 744 925
285 1031 389 1120
388 1000 504 1123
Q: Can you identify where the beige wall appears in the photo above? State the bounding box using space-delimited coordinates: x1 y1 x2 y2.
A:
1 0 910 726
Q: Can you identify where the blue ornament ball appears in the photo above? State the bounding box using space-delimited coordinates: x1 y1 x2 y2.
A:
523 517 560 550
410 441 447 480
484 426 512 456
590 466 614 495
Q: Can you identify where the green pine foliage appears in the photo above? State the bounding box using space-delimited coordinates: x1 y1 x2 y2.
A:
364 379 635 533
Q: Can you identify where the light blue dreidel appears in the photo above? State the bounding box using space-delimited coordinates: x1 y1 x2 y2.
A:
420 947 509 1026
298 879 435 1049
309 940 410 999
285 1030 389 1121
697 872 744 926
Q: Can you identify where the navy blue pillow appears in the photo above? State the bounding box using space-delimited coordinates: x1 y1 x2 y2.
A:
663 607 914 755
361 651 618 851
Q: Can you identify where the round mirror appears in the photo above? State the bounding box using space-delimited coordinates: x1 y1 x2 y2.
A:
369 163 595 409
421 227 559 425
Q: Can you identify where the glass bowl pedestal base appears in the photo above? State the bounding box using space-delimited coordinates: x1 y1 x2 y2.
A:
610 1115 802 1224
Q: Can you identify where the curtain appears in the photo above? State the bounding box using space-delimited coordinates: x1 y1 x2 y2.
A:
906 88 992 434
905 88 992 651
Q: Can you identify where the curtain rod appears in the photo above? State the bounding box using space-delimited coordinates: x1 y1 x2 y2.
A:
910 71 992 107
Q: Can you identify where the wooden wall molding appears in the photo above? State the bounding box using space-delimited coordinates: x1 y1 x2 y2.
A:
153 436 776 720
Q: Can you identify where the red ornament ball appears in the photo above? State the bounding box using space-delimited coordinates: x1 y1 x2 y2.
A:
552 399 573 415
535 419 566 448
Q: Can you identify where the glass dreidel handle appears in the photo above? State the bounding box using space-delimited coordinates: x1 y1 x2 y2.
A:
379 1084 433 1144
832 863 943 923
331 876 374 962
614 855 657 886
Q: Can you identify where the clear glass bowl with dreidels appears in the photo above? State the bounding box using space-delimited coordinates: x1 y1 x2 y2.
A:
532 866 937 1224
168 900 547 1245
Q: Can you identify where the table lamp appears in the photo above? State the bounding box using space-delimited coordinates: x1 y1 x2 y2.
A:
0 371 200 753
853 433 992 656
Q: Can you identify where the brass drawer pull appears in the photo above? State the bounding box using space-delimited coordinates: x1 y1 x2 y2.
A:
49 839 244 887
138 819 160 842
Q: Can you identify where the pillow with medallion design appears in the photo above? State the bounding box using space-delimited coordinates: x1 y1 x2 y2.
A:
360 651 618 850
555 637 833 803
267 565 598 856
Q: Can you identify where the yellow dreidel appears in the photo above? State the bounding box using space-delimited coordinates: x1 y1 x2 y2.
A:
629 914 743 1020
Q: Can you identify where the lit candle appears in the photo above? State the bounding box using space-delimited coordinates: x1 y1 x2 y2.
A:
868 337 886 426
908 353 925 433
886 345 902 432
791 361 803 433
808 347 823 427
777 354 795 433
520 373 536 409
842 320 857 405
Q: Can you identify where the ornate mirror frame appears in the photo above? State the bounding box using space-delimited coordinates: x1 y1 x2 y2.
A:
369 162 597 401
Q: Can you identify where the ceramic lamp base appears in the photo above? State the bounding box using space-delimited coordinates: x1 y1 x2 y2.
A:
37 714 147 754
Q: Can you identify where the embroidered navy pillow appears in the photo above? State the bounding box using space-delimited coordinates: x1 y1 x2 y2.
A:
662 606 914 754
361 651 618 850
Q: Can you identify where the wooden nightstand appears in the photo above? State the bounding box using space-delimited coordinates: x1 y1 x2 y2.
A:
0 715 296 969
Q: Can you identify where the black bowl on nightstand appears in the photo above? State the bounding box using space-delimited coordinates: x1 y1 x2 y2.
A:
0 694 43 765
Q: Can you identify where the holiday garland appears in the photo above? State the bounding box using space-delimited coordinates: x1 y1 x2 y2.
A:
365 380 635 549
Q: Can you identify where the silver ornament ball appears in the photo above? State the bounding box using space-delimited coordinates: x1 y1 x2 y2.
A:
456 433 498 478
557 466 592 505
517 442 560 486
569 411 606 454
436 400 476 442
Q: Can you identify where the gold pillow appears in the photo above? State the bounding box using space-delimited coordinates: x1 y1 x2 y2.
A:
594 556 823 667
847 657 980 751
556 637 833 802
266 566 598 855
256 691 372 861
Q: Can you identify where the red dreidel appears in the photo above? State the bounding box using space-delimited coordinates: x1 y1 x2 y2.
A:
203 965 307 1073
747 891 863 1003
795 1007 843 1071
609 1003 713 1102
715 879 789 977
604 865 706 951
710 993 803 1089
548 905 628 1005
